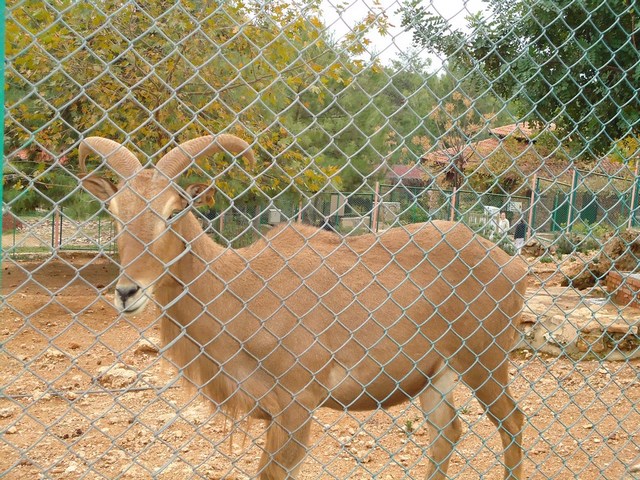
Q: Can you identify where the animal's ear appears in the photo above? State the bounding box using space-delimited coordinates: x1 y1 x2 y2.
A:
81 175 118 202
184 183 215 208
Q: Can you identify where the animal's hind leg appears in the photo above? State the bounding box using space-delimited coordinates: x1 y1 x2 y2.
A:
257 401 312 480
464 363 524 480
419 366 462 480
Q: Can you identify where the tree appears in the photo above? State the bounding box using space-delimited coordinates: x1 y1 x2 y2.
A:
401 0 640 158
423 90 493 190
4 0 349 212
4 0 513 215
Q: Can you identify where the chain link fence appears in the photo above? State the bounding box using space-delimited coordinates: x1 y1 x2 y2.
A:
2 1 640 479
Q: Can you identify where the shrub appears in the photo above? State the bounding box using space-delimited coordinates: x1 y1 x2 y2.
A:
497 237 516 256
554 231 600 254
554 233 578 255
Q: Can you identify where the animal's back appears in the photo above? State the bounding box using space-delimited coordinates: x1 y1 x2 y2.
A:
230 221 526 409
254 220 526 321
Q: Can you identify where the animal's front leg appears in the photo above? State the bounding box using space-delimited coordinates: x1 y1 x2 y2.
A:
257 401 313 480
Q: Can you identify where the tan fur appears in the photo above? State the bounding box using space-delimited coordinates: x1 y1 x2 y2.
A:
81 139 528 479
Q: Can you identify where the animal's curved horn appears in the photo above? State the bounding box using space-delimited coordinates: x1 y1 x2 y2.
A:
79 137 142 178
156 134 255 180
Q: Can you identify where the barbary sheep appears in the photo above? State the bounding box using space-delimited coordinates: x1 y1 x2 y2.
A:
78 134 527 479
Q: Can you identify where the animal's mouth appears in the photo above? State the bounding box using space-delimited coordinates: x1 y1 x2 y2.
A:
121 295 149 314
114 284 152 315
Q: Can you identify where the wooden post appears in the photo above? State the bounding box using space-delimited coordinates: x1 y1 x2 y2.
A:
371 182 380 232
450 187 457 222
297 199 303 223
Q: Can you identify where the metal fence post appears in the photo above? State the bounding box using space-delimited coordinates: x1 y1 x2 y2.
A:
566 167 579 233
0 1 4 258
528 173 537 238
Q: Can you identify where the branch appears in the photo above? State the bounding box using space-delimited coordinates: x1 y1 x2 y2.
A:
217 49 339 94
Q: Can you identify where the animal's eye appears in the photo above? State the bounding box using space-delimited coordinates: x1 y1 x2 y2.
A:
168 209 183 220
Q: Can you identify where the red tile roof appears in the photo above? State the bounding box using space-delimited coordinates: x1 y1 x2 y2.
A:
385 163 431 184
386 122 633 188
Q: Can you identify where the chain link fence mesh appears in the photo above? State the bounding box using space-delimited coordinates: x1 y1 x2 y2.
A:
2 1 640 479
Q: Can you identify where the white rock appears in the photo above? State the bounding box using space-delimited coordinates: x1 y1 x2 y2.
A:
64 462 79 474
45 348 66 360
0 407 15 419
134 340 159 355
97 364 137 389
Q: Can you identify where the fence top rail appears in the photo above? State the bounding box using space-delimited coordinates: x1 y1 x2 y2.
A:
575 169 634 182
537 177 572 188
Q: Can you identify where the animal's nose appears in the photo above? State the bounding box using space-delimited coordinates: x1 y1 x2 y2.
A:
116 285 141 303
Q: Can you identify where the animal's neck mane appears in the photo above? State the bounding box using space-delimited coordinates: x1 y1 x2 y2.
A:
153 209 258 413
156 209 246 302
175 210 225 259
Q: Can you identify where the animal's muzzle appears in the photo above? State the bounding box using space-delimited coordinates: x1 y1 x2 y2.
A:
117 284 140 302
115 283 148 313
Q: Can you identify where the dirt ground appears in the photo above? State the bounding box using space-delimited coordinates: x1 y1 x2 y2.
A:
1 254 639 479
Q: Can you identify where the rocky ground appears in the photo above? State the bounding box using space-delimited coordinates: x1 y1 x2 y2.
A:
1 254 639 479
519 232 640 361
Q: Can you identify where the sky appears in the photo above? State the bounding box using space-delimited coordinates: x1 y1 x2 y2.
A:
320 0 486 66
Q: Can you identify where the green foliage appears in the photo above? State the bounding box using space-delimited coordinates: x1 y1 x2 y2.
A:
402 418 420 436
497 237 516 256
467 139 526 194
554 233 580 255
5 0 349 209
571 220 613 241
553 220 608 254
5 0 515 217
476 228 516 256
61 193 104 220
401 0 640 158
405 205 430 224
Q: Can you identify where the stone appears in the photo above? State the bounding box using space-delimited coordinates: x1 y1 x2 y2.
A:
0 408 15 419
134 339 159 355
44 348 66 360
522 239 546 257
562 230 640 290
96 364 137 389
